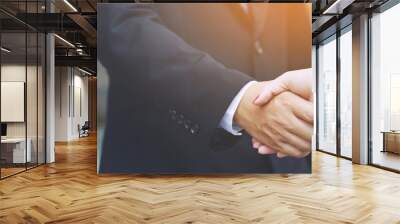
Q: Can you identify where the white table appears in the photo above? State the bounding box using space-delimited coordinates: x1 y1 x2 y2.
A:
1 138 31 163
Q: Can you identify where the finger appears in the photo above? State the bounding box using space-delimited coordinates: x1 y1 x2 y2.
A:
279 126 312 153
278 93 313 141
283 68 313 100
252 138 261 148
276 152 287 158
253 81 286 105
258 145 276 155
309 94 314 103
288 116 313 143
291 97 314 124
277 141 310 158
252 138 260 147
250 124 310 156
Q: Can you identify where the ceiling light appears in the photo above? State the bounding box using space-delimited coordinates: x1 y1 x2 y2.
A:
78 67 93 76
54 34 75 48
63 0 78 12
1 47 11 53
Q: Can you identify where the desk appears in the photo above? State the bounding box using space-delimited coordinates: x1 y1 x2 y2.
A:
382 131 400 155
1 138 31 164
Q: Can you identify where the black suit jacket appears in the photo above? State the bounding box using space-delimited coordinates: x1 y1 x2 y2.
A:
98 3 311 173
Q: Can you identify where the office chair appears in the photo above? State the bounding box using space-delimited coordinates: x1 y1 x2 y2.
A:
79 121 90 138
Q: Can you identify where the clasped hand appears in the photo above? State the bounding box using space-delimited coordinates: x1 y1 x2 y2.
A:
234 68 313 158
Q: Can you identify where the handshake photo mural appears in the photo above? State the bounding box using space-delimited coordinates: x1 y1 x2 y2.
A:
97 3 314 174
237 69 313 159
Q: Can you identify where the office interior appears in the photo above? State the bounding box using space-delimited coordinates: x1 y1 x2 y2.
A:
0 0 97 179
314 0 400 172
0 0 399 222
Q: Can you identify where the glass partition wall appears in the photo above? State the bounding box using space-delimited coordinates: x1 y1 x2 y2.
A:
317 35 337 155
339 27 352 159
370 3 400 172
0 2 46 179
316 26 353 159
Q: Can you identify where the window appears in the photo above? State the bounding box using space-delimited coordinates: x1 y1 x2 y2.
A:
317 36 337 154
370 2 400 171
339 28 352 158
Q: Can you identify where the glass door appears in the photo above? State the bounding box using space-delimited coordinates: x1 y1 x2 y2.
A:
317 35 337 154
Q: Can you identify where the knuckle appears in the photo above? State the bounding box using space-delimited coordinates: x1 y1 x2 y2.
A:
271 115 285 128
305 111 314 123
275 136 285 146
293 150 304 158
269 127 281 139
284 120 295 132
274 134 287 147
261 124 270 135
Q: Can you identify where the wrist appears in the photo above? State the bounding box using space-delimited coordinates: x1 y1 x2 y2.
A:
233 81 263 129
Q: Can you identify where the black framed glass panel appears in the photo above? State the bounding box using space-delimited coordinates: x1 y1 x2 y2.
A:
339 26 352 158
370 3 400 171
317 35 337 154
0 30 28 178
0 0 46 179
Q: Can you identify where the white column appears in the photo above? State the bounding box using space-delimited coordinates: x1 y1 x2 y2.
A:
46 32 55 163
352 14 369 164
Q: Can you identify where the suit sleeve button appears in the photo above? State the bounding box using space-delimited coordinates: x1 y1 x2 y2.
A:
190 124 200 134
177 114 184 124
184 120 191 129
170 110 177 120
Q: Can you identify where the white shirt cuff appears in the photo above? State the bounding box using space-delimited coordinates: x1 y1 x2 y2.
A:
219 81 256 136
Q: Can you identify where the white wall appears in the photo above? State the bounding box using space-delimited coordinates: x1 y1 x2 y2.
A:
55 67 69 141
55 67 89 141
72 73 89 138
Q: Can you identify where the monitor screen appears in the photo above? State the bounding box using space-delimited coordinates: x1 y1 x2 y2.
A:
1 123 7 137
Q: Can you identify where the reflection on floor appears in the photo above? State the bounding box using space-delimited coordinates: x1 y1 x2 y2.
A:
372 150 400 171
0 167 25 178
0 135 400 223
0 163 42 178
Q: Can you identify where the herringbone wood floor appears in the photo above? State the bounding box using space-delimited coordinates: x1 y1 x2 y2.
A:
1 135 400 224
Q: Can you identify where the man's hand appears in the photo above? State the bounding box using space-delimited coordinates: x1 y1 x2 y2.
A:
234 81 313 158
254 68 313 105
251 68 314 157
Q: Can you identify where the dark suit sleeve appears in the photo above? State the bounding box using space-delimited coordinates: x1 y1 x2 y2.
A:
98 4 253 144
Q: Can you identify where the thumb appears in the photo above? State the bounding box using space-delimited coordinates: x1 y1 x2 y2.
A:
253 81 286 105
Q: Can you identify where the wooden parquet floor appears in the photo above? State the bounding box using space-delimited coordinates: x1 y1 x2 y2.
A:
1 135 400 224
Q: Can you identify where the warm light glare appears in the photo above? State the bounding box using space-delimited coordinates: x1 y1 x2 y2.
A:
1 47 11 53
78 67 93 76
54 34 75 48
63 0 78 12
